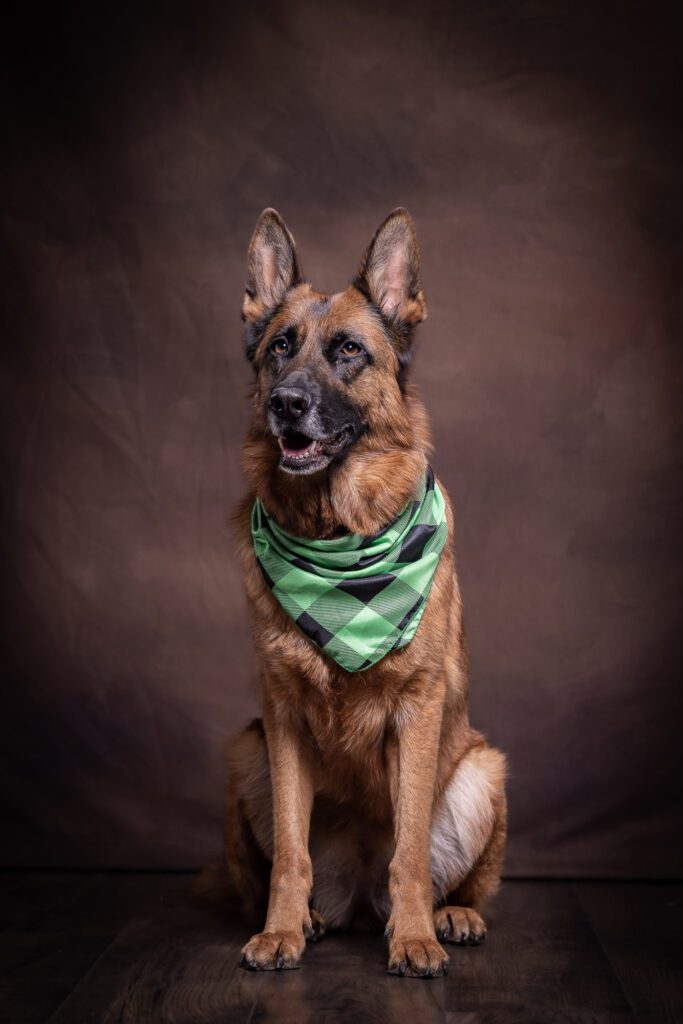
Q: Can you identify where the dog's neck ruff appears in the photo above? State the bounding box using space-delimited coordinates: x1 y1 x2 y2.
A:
251 465 448 672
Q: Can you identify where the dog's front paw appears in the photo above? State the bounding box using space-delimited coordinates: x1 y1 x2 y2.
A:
387 935 449 978
434 906 487 945
240 930 305 971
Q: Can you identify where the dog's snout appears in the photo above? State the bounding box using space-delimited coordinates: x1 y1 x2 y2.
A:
269 386 311 421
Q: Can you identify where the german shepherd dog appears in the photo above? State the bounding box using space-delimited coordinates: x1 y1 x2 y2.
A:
225 208 507 978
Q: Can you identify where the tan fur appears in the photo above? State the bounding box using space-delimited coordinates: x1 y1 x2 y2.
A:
224 209 507 978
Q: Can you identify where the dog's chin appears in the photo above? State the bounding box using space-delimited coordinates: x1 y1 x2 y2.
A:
276 427 354 475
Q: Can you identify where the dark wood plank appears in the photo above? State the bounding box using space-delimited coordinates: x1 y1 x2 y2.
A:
49 880 635 1024
48 886 251 1024
436 881 633 1022
50 907 451 1024
0 872 190 1023
0 932 114 1024
576 882 683 1024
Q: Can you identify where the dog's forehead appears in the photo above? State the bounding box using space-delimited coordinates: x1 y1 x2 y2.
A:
280 285 379 338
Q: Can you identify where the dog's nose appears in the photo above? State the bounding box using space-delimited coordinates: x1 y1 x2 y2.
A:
269 386 311 421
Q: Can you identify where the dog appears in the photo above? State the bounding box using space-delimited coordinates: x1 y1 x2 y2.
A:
224 208 507 978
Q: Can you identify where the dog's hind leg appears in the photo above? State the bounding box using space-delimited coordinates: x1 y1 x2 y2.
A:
223 719 274 920
430 741 507 945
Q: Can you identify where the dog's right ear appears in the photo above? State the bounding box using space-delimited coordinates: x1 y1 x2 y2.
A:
242 209 303 328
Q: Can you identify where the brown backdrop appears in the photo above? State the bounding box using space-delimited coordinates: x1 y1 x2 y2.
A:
2 0 682 876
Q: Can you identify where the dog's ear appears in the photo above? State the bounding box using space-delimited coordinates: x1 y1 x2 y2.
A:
353 208 427 329
242 208 303 325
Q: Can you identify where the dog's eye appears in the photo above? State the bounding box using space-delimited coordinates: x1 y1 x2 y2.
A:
340 340 362 358
270 336 289 356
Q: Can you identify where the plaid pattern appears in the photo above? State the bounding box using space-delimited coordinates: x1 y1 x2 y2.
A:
251 465 448 672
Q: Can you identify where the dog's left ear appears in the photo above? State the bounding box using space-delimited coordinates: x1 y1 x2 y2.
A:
353 208 427 329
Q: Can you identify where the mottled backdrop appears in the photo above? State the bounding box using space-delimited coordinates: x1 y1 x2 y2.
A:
1 0 681 875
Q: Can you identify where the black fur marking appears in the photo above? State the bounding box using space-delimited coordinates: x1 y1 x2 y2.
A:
244 302 282 363
323 332 372 385
337 356 369 385
267 325 299 367
316 376 364 437
353 289 414 393
326 332 373 364
395 345 414 395
242 279 309 363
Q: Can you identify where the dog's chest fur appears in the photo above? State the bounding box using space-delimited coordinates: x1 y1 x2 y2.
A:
237 497 462 818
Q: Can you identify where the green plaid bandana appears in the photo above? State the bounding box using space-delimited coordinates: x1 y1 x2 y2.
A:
251 465 447 672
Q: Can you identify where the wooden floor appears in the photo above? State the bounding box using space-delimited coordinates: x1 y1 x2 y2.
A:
1 873 681 1023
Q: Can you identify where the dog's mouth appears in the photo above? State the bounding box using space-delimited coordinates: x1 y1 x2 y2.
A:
277 426 354 473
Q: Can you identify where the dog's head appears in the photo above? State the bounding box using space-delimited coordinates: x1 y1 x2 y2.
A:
242 208 427 477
